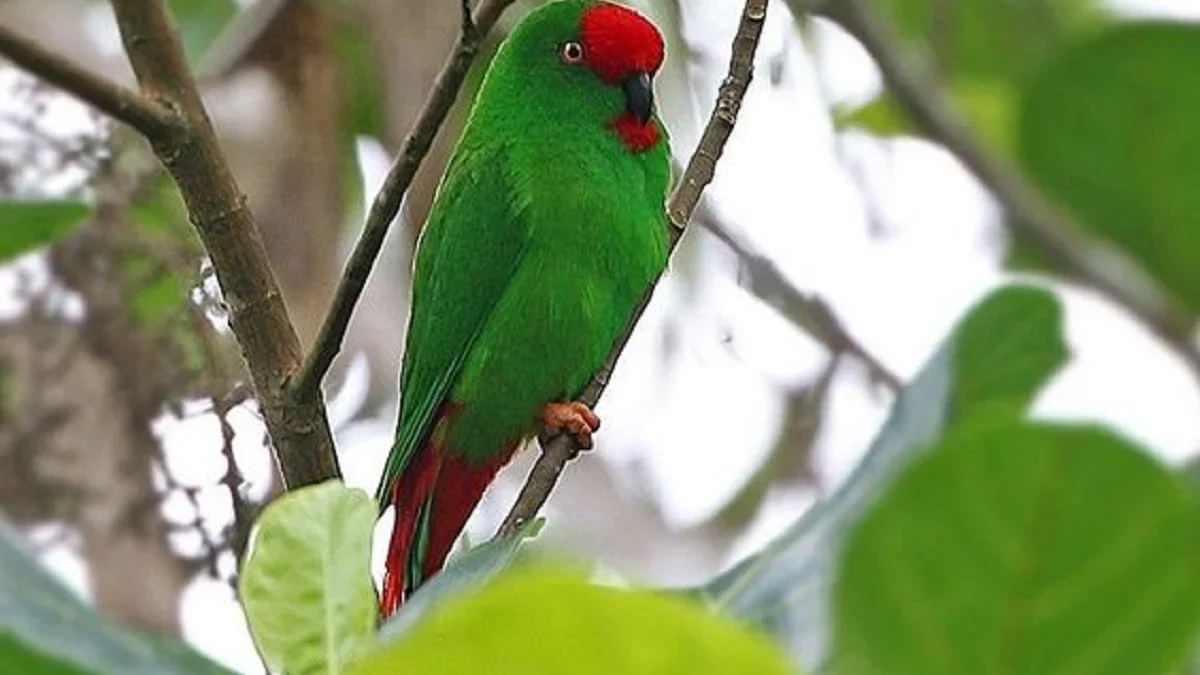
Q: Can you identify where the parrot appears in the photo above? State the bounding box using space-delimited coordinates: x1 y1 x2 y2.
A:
374 0 671 618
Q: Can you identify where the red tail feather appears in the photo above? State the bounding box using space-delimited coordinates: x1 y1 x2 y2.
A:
379 421 518 618
379 441 441 618
421 452 509 582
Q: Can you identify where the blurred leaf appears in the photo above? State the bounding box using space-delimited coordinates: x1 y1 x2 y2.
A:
240 480 376 675
835 95 912 138
1184 455 1200 490
379 518 543 643
698 284 1068 671
126 175 199 324
132 274 190 324
837 0 1102 168
1018 23 1200 314
129 174 190 237
834 420 1200 675
0 521 234 675
875 0 1102 81
354 571 797 675
947 285 1066 416
837 81 1016 154
330 12 387 232
168 0 237 63
333 18 387 142
0 201 89 263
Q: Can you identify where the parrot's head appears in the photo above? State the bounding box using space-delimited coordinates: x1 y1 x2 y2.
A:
481 0 667 154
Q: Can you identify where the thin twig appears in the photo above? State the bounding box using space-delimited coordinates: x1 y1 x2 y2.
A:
815 0 1200 384
694 201 901 390
495 0 772 539
290 0 515 398
0 22 175 139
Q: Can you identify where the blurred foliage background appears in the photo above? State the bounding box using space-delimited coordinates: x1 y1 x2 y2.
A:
0 0 1198 673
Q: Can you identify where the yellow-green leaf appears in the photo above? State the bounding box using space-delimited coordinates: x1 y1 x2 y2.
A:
240 481 377 675
354 571 798 675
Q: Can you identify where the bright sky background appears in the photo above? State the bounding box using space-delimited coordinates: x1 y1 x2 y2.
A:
3 0 1199 672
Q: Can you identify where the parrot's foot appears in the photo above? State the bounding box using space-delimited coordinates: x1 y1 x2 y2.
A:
540 401 601 451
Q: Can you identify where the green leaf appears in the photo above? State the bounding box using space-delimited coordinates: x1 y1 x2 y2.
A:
1018 23 1200 314
839 0 1103 166
837 81 1016 155
0 201 89 263
240 480 377 675
132 273 191 324
698 284 1068 670
875 0 1102 82
378 517 542 643
125 174 199 324
834 420 1200 675
947 284 1066 417
353 571 797 675
0 521 234 675
333 18 387 142
167 0 237 64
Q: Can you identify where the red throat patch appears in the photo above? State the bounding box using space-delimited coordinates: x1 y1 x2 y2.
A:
579 3 665 84
610 113 660 153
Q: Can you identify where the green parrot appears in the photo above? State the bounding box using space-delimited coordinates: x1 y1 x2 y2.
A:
375 0 671 617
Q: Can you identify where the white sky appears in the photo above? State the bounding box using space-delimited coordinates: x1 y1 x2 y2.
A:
4 0 1200 672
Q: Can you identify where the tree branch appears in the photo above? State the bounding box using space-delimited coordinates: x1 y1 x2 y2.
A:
0 22 175 139
105 0 341 488
814 0 1200 383
495 0 771 539
693 201 901 391
290 0 516 398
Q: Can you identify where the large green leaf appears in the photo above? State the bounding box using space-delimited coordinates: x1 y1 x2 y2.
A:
0 521 234 675
875 0 1101 81
239 480 376 675
354 571 797 675
833 0 1103 152
378 518 542 643
0 201 89 263
834 420 1200 675
1018 23 1200 314
699 284 1068 670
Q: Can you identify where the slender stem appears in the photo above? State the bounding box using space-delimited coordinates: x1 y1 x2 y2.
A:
0 22 175 139
694 202 901 390
290 0 516 398
495 0 772 539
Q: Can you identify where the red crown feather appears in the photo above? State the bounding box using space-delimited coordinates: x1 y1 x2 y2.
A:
579 3 665 84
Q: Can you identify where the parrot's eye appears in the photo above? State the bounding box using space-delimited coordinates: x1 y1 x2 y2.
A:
559 40 585 64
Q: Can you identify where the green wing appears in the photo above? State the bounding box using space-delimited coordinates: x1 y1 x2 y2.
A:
374 142 529 508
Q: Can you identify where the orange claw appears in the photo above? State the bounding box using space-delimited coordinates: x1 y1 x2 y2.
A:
540 401 601 449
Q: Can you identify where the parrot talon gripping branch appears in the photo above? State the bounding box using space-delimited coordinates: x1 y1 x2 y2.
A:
540 401 601 450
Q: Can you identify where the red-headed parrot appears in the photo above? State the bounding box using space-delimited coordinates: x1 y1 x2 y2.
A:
375 0 670 617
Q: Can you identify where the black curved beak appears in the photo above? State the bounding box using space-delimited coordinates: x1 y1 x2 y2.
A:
621 72 654 125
